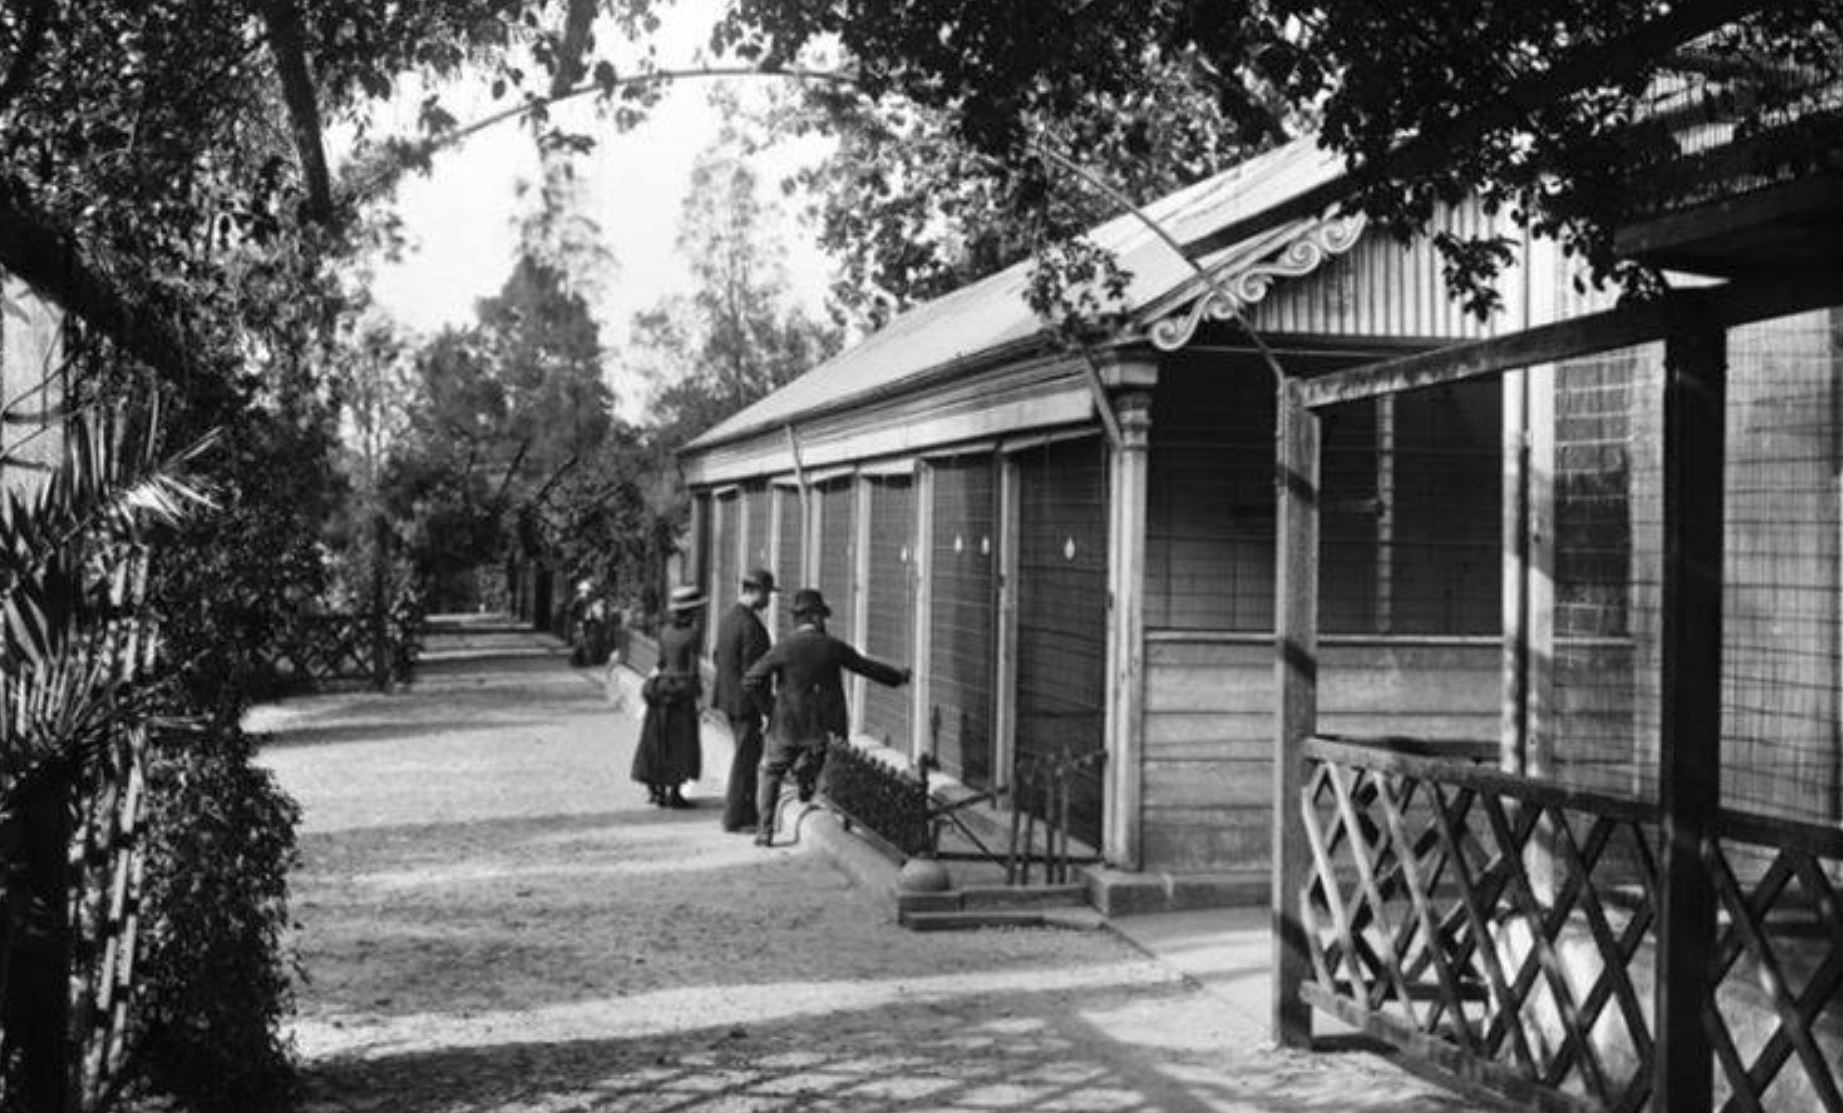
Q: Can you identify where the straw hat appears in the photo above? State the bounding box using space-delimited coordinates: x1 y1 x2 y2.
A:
667 585 706 612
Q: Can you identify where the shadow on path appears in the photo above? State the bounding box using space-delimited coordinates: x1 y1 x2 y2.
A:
300 977 1478 1113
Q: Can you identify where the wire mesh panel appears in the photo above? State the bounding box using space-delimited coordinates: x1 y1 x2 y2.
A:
928 455 997 787
1013 437 1108 848
1706 309 1843 1113
816 478 855 643
1315 380 1501 638
1722 310 1843 824
1145 358 1275 631
711 490 739 631
773 486 803 640
862 476 915 751
1548 349 1664 799
741 483 771 579
1292 306 1843 1113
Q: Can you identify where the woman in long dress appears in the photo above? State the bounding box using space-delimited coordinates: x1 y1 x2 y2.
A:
631 586 705 807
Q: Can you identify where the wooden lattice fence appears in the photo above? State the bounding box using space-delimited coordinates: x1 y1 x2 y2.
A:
266 599 423 692
1294 737 1843 1113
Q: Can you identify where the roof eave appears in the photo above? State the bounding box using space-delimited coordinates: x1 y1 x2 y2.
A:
678 331 1067 462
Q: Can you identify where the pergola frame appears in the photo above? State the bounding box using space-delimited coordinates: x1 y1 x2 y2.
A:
1271 262 1843 1113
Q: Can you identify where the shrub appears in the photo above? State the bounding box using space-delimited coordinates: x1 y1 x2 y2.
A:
132 725 300 1113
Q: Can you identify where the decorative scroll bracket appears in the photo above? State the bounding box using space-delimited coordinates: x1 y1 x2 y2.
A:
1147 212 1368 352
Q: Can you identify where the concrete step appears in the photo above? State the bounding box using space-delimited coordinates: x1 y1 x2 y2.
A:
958 883 1088 910
899 907 1106 932
895 882 1089 917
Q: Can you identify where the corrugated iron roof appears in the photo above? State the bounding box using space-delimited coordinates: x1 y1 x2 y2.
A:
683 135 1346 453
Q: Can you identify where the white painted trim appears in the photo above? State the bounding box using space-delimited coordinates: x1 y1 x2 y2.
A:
1105 391 1152 871
857 456 919 477
767 484 785 634
911 461 936 765
994 455 1021 792
1526 363 1557 777
999 426 1102 454
804 484 820 587
850 474 873 733
1501 369 1529 770
800 463 858 486
920 439 999 460
688 375 1095 486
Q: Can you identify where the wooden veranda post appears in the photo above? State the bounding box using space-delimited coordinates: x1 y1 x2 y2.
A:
1654 290 1725 1113
1107 391 1152 870
1273 381 1320 1048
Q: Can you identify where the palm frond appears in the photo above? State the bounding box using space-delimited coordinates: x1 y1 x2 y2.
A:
0 400 213 801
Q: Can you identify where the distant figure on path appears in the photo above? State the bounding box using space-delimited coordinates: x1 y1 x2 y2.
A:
713 567 777 833
567 579 597 666
631 586 705 808
743 587 910 846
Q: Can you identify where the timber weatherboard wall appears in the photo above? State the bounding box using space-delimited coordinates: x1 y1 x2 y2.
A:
1142 635 1501 869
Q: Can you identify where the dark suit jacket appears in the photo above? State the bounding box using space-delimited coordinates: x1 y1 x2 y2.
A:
711 602 771 718
743 625 906 745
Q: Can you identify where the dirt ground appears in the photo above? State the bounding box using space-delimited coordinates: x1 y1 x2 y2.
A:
255 617 1477 1113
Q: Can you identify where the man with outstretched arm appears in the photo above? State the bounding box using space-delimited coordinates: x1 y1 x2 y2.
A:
743 587 910 847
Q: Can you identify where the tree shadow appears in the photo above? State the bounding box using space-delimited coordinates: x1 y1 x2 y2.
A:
296 977 1487 1113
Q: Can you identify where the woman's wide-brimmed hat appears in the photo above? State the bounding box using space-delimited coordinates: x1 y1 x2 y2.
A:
789 587 831 619
667 585 707 612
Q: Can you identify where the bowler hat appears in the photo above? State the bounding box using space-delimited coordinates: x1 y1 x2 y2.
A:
667 585 706 612
741 567 779 593
789 587 831 619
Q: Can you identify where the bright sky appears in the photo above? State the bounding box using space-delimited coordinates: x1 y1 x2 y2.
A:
350 0 836 414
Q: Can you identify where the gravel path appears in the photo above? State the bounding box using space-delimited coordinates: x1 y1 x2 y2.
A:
256 617 1475 1112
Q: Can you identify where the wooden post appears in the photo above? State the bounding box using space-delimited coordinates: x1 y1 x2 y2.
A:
995 455 1021 791
1502 369 1531 771
1107 391 1152 869
911 461 935 765
371 512 390 689
1654 290 1724 1113
851 475 872 733
1273 381 1320 1048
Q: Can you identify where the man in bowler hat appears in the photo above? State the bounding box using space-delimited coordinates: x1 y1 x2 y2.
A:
712 567 776 832
743 587 910 846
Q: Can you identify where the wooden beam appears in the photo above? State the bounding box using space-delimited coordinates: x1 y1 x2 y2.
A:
1653 290 1724 1113
1272 381 1320 1048
1614 173 1843 269
1180 0 1766 263
0 185 195 384
1301 263 1843 409
1304 303 1667 409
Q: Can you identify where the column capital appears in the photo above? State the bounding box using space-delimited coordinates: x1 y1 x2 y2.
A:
1113 389 1152 447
